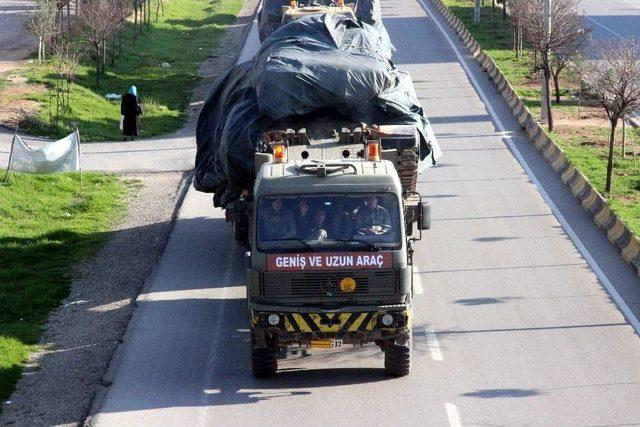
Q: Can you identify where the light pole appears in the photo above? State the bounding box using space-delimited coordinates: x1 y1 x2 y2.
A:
540 0 551 124
474 0 481 23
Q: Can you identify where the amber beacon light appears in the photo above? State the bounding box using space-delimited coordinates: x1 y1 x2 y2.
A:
366 141 381 162
273 143 288 163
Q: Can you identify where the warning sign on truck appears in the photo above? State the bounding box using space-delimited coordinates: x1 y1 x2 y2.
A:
266 252 392 271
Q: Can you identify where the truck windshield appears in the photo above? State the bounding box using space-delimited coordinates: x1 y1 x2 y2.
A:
257 193 402 252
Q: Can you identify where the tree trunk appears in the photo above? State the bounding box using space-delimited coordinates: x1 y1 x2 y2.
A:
66 1 71 34
111 34 115 66
621 118 627 159
95 44 100 86
519 31 523 55
553 71 561 104
118 30 122 56
139 0 144 34
156 0 160 22
55 78 60 125
134 4 138 39
606 119 617 193
543 63 554 131
38 37 43 62
502 1 506 20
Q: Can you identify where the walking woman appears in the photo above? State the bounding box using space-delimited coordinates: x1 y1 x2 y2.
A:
120 86 142 141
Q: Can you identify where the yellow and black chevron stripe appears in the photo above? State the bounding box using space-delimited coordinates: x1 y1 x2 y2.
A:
284 312 378 333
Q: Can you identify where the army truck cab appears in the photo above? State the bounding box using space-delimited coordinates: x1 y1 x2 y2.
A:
241 125 431 377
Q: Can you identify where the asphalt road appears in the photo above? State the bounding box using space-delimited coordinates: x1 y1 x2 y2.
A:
90 0 640 425
581 0 640 41
0 0 35 64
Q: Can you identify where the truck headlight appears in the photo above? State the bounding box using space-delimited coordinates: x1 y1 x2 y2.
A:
381 314 394 327
268 314 281 326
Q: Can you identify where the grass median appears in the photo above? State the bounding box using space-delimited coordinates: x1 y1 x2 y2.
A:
443 0 640 237
4 0 242 141
0 173 125 405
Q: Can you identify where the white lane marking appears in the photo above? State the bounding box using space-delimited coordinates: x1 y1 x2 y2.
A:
585 16 625 39
425 325 443 361
414 267 424 295
419 0 640 336
445 402 463 427
137 287 246 301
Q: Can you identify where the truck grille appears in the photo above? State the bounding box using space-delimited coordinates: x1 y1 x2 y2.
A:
262 270 397 299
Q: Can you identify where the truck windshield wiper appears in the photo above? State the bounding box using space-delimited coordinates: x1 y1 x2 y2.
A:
272 238 318 252
334 238 381 251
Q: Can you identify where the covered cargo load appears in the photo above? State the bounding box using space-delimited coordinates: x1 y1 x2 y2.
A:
195 10 441 205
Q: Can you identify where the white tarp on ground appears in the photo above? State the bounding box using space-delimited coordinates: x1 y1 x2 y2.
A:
8 132 81 173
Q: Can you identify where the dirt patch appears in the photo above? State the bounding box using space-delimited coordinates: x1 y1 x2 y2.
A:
556 116 609 128
0 73 46 129
618 194 640 204
0 101 41 129
553 104 610 128
578 140 607 148
0 172 191 427
0 61 29 75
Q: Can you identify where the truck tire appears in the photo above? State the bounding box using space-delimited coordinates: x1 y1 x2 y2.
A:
384 344 411 377
233 220 248 243
251 346 278 378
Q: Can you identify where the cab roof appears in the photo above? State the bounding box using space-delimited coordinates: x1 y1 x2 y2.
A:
254 159 402 197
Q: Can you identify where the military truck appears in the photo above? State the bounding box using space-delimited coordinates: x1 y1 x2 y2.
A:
231 124 431 377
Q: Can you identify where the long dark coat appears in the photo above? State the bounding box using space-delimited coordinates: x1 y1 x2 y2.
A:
120 93 141 136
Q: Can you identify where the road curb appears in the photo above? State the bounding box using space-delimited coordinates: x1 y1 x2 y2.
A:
430 0 640 277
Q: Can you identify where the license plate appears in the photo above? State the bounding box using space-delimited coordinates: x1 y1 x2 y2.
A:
310 339 343 349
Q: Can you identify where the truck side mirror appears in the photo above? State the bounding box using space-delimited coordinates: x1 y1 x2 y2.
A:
420 201 431 230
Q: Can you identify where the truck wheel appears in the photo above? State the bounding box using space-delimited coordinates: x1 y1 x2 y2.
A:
233 219 248 243
384 344 411 377
251 345 278 378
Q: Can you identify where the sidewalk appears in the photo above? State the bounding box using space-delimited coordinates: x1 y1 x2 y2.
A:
0 127 196 172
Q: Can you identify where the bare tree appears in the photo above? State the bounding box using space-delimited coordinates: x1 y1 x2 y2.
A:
582 39 640 193
521 0 590 131
550 31 588 104
25 0 58 62
79 0 131 86
52 39 85 109
507 0 527 58
79 0 110 85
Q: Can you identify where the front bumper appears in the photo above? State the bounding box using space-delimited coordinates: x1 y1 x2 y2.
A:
251 307 412 346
